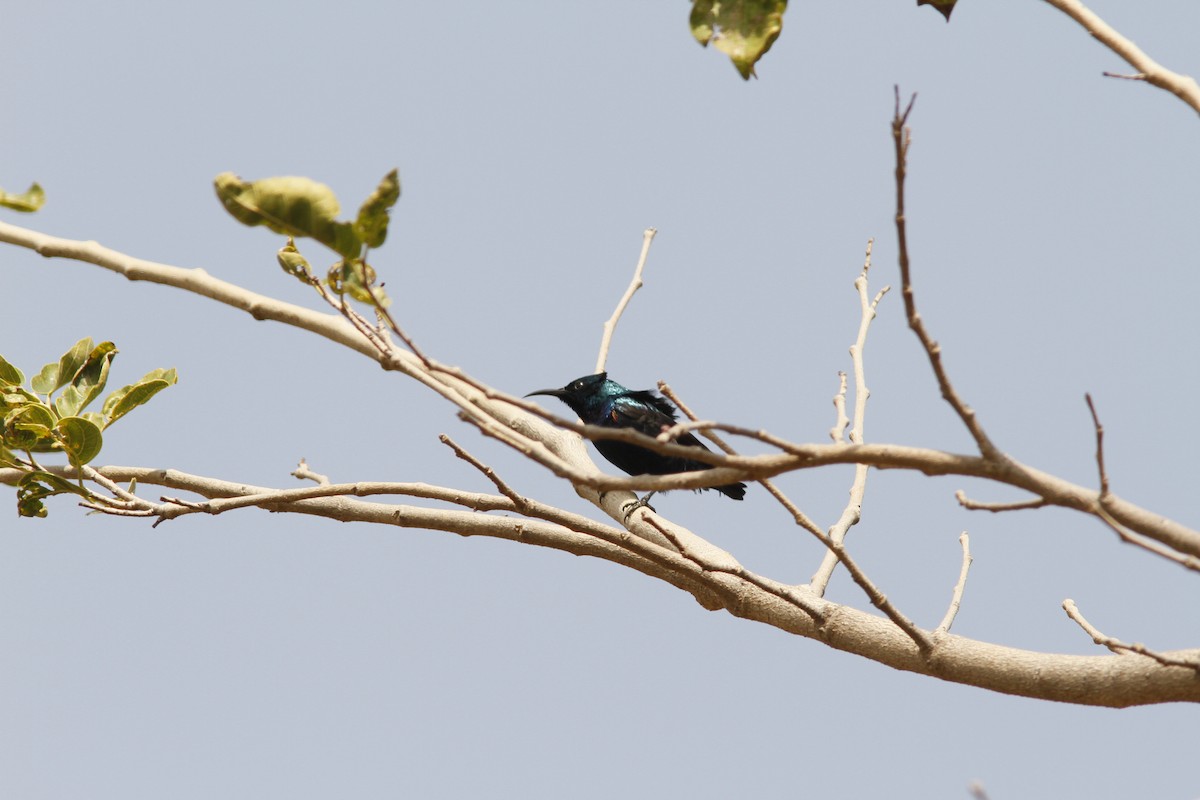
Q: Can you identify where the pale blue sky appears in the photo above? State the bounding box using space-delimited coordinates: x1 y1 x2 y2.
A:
2 3 1199 798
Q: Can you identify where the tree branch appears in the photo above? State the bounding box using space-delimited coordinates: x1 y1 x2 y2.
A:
811 239 888 595
595 227 656 374
1040 0 1200 116
5 214 1200 704
5 462 1199 705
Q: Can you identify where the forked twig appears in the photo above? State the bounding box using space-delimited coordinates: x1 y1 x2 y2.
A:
811 239 889 595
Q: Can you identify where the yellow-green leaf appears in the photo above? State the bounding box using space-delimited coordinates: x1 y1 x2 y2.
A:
0 182 46 213
326 259 390 308
56 341 117 417
690 0 786 80
54 416 103 466
354 169 401 249
16 470 94 518
4 402 58 452
277 238 313 283
101 368 178 428
214 172 362 259
0 354 23 386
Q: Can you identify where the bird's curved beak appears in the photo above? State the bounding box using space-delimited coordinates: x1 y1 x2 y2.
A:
525 387 565 399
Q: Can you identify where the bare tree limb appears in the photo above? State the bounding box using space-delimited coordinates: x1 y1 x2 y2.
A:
4 460 1199 706
5 209 1200 704
2 218 1195 560
1040 0 1200 116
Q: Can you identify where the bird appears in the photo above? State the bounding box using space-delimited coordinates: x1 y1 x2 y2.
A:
526 372 746 510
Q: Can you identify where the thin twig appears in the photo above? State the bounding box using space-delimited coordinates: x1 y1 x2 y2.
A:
292 458 330 485
1084 393 1110 499
440 433 527 510
936 532 973 634
1094 506 1200 573
1040 0 1200 116
1063 599 1200 671
955 490 1050 513
595 228 656 374
155 480 518 521
829 371 849 444
892 89 1002 461
643 515 825 623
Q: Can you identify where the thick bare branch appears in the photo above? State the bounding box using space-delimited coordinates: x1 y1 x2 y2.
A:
7 462 1200 705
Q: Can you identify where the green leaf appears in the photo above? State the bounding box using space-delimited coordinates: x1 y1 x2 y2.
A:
80 411 107 430
29 362 61 395
326 259 391 308
54 416 103 466
690 0 786 79
1 386 41 412
354 169 401 249
276 238 313 283
101 367 177 428
0 182 46 213
917 0 956 21
0 354 23 386
214 173 362 259
55 341 117 417
37 338 95 397
16 470 94 518
4 401 58 452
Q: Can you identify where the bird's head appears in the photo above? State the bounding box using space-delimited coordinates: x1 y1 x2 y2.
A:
526 372 613 417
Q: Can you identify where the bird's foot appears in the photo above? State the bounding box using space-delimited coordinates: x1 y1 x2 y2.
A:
622 492 657 522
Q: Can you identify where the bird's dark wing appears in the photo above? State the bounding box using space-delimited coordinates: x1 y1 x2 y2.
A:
607 393 711 450
626 390 680 421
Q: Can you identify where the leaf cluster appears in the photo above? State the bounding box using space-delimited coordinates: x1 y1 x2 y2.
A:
214 169 400 307
0 339 176 517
